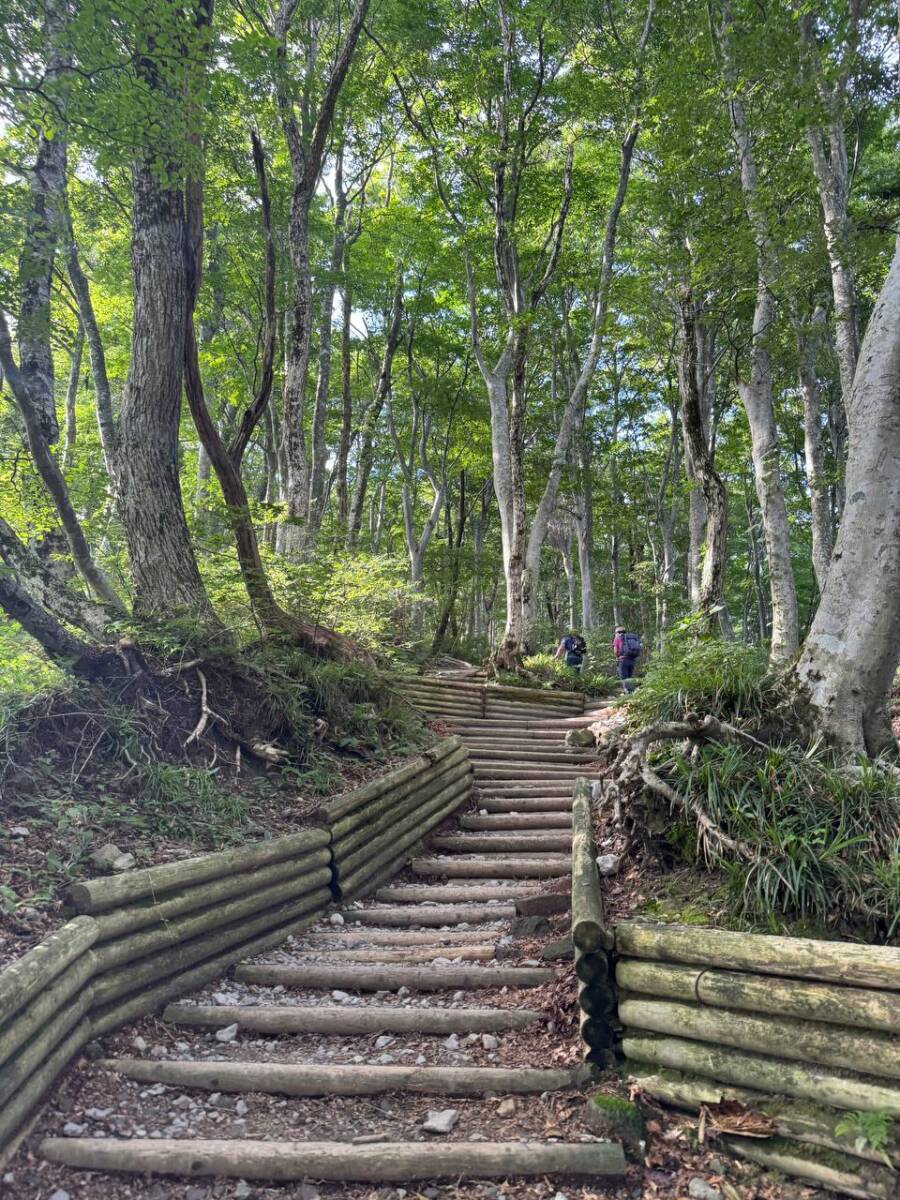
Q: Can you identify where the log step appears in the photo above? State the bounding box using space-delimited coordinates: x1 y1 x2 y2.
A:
412 856 571 879
320 944 498 963
468 750 596 763
477 783 577 796
375 884 541 904
233 963 554 991
461 813 573 830
163 1003 539 1035
41 1138 627 1182
479 798 574 812
96 1057 581 1096
430 833 572 854
337 904 517 927
307 928 494 946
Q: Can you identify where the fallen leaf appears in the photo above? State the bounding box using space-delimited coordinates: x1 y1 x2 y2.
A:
701 1099 777 1139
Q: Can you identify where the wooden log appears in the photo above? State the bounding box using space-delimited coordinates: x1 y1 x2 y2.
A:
412 856 571 879
320 738 463 823
617 959 900 1034
317 945 498 964
309 928 495 946
92 850 329 942
480 798 574 812
375 884 541 904
336 774 472 878
339 904 516 927
582 1011 617 1043
0 947 94 1072
233 962 554 991
0 983 93 1108
468 749 596 763
162 1003 539 1035
461 813 573 830
0 1018 90 1150
615 920 900 990
92 868 333 973
97 1057 585 1096
622 1033 900 1116
336 782 471 898
39 1137 626 1182
571 780 611 952
579 983 617 1015
478 781 578 793
69 829 331 914
92 887 332 1007
575 949 610 985
617 996 900 1080
721 1135 896 1200
90 898 328 1037
331 752 470 849
430 833 572 854
629 1070 900 1167
0 915 97 1024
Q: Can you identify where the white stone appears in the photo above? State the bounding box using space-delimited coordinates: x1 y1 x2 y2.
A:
596 853 621 877
132 1036 148 1053
49 1191 71 1200
443 1034 460 1050
215 1023 239 1043
235 1099 249 1116
481 1033 499 1050
422 1108 459 1135
62 1122 85 1137
9 826 29 837
497 1098 518 1117
331 990 353 1002
329 913 345 926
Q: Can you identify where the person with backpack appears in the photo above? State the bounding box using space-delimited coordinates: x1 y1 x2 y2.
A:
554 631 587 672
612 625 642 692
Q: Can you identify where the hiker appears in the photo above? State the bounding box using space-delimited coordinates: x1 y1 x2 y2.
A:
612 625 642 692
554 631 587 672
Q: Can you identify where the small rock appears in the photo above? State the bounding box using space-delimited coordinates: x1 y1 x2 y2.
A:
84 1107 112 1120
329 913 345 926
497 1098 518 1117
596 853 621 877
542 935 573 962
397 986 411 997
415 1054 427 1065
443 1033 460 1051
374 1035 395 1049
331 990 353 1002
688 1179 722 1200
235 1098 249 1116
132 1035 148 1054
213 992 238 1006
185 1188 208 1200
62 1122 85 1136
565 728 596 748
215 1023 239 1043
511 914 551 938
8 826 30 837
149 1043 168 1058
423 1190 440 1199
83 1040 105 1061
91 842 134 872
707 1157 728 1175
422 1108 459 1135
173 1095 193 1110
298 1184 320 1200
49 1191 71 1200
234 1181 254 1199
481 1033 499 1050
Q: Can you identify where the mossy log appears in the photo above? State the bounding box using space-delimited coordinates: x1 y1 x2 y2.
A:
335 774 472 880
98 1056 583 1095
480 797 574 813
0 985 93 1108
579 983 617 1015
629 1070 900 1167
308 945 498 963
0 948 94 1072
571 780 612 952
336 779 472 898
375 884 540 903
430 833 572 853
468 749 596 764
575 949 611 985
0 915 97 1024
618 996 900 1080
412 855 571 879
617 959 900 1034
68 828 331 914
92 866 333 973
92 851 327 943
582 1011 617 1045
311 928 493 946
460 813 573 831
0 1018 90 1149
615 920 900 989
722 1134 897 1200
622 1033 900 1116
90 898 327 1036
330 751 469 847
234 962 554 991
91 887 332 1007
339 904 516 927
314 737 463 823
162 1003 540 1034
40 1137 625 1182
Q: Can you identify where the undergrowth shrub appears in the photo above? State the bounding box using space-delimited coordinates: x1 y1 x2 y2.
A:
500 653 617 696
628 638 772 727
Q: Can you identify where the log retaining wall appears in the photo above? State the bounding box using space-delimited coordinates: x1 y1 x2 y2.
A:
399 677 586 721
0 740 472 1157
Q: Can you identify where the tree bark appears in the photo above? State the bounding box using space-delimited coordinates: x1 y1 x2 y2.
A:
793 238 900 756
717 1 799 661
61 322 83 469
0 517 108 638
678 288 730 630
794 307 834 592
335 282 354 526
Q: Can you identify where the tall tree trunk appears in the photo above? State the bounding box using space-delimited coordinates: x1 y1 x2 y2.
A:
679 288 730 631
117 162 213 620
794 307 834 592
683 315 714 607
336 283 353 527
61 323 83 470
793 238 900 756
717 1 799 661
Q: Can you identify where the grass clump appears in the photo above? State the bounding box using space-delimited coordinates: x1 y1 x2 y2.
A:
498 652 617 696
628 638 771 728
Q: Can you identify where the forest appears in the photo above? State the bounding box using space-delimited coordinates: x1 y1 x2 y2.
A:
0 0 899 940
